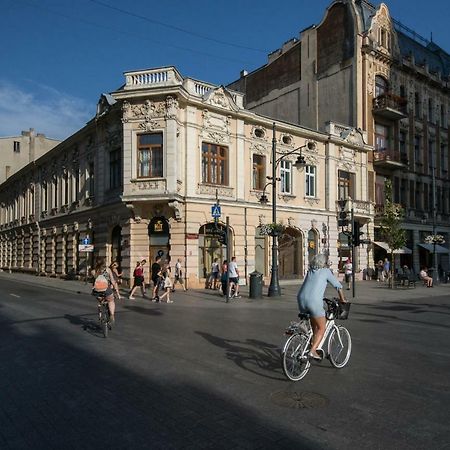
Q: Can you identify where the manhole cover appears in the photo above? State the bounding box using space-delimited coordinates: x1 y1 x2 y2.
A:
270 391 329 409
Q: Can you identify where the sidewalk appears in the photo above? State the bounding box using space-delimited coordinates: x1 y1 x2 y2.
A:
0 270 448 305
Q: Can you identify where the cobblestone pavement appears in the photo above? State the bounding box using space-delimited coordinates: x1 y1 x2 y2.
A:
0 271 449 449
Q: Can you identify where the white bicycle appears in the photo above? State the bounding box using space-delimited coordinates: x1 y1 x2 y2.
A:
281 298 352 381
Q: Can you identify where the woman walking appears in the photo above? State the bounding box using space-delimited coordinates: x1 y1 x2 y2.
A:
129 261 146 299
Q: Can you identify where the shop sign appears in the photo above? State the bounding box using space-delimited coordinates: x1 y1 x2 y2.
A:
148 216 169 236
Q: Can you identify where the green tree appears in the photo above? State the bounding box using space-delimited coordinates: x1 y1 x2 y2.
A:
380 180 406 287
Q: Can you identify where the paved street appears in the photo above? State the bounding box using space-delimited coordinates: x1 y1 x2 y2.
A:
0 272 449 450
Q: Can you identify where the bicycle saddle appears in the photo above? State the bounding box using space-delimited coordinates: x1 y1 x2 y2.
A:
298 312 310 320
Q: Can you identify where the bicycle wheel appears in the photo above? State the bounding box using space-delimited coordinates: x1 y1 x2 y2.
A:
282 333 311 381
100 304 109 338
327 326 351 368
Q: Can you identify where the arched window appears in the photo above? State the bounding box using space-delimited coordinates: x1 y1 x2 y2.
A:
375 76 388 98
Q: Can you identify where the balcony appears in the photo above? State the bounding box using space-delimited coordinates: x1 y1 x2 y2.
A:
373 148 408 170
373 93 407 120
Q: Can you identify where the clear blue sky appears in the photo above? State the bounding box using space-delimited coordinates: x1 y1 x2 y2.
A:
1 0 449 140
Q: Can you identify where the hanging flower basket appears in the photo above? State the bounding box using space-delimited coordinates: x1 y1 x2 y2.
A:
424 234 445 245
260 223 286 237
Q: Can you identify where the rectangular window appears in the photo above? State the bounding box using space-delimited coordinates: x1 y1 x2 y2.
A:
13 141 20 153
414 135 421 166
138 133 163 178
440 104 445 127
88 162 95 198
338 170 354 200
441 144 448 175
428 98 434 122
375 124 388 151
305 165 316 197
368 171 375 202
400 179 407 207
424 184 429 211
399 131 407 158
428 140 434 174
409 180 415 209
201 142 228 185
53 179 58 209
414 92 420 117
63 172 69 206
252 154 266 190
280 160 292 194
42 182 48 211
74 168 80 201
416 182 422 210
109 148 122 189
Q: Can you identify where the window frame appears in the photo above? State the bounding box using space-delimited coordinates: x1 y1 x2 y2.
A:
305 165 316 198
201 142 228 186
252 154 266 191
280 159 292 194
137 133 163 179
109 147 122 189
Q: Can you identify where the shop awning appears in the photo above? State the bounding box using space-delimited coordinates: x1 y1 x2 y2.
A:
374 241 412 254
418 243 449 254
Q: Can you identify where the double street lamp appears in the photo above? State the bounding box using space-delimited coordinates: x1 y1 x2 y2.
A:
259 123 316 297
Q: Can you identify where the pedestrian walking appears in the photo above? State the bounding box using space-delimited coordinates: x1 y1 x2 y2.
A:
228 256 240 298
377 260 384 282
151 256 162 301
109 261 122 299
220 260 228 296
208 258 220 290
383 258 390 282
172 258 186 292
159 269 174 303
129 261 146 299
344 257 353 290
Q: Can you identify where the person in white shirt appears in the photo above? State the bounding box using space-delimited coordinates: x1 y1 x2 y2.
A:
172 258 186 292
228 256 240 298
343 258 353 290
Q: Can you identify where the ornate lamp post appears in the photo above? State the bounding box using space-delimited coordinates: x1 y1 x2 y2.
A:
259 123 316 297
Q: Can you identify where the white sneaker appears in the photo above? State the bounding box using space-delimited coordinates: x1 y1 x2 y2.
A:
128 296 135 300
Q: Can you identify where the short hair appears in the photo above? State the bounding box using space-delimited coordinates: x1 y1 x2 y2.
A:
309 254 327 270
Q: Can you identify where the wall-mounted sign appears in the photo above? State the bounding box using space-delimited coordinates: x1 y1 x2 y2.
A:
148 216 169 236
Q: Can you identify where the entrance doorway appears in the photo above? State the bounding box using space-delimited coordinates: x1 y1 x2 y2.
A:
279 227 303 279
198 223 228 279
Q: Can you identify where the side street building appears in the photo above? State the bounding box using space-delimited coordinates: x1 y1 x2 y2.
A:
229 0 450 272
0 129 59 184
0 67 373 287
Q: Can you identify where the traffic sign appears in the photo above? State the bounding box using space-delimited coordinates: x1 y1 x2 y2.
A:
82 237 91 245
211 204 221 218
78 244 94 252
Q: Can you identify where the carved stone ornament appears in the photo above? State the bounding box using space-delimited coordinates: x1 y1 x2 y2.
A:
165 96 179 119
250 142 269 156
258 215 266 226
340 129 365 147
130 180 166 192
367 71 374 95
122 99 166 123
52 226 57 235
168 200 183 222
73 222 79 232
305 155 319 166
62 224 68 234
287 217 295 227
202 86 239 112
305 197 320 206
197 184 234 197
139 120 160 131
338 159 355 173
206 131 228 144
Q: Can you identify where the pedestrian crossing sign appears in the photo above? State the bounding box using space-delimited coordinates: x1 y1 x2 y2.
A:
211 204 221 218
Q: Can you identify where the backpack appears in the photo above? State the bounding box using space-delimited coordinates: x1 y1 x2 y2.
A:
94 271 110 292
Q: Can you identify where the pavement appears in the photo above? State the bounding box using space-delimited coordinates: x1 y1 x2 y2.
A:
0 271 449 449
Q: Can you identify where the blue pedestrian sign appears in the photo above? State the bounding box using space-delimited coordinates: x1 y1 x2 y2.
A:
211 204 221 218
82 237 91 245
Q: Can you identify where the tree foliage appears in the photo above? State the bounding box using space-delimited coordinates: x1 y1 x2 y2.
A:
380 180 406 286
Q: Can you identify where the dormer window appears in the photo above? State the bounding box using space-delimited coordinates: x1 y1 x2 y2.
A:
379 27 390 50
282 135 292 145
375 76 388 98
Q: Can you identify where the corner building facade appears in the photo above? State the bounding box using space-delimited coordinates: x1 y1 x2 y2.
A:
0 67 373 287
229 0 450 273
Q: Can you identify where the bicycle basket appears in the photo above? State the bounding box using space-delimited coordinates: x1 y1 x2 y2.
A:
338 302 351 320
324 298 339 320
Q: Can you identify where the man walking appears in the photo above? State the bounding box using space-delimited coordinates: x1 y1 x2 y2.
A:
151 256 162 301
228 256 240 298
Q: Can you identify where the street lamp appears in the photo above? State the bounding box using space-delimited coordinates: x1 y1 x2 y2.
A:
259 123 316 297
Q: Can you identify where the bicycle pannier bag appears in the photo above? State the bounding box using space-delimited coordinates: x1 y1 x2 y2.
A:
94 274 109 292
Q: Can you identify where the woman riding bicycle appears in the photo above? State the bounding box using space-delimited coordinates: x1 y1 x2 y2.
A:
297 254 346 360
93 257 116 324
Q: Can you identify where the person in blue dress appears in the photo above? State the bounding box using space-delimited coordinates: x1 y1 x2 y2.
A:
297 254 347 360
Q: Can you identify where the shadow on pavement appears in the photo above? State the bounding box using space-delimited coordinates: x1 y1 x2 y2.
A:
196 331 285 381
0 308 319 449
122 305 163 316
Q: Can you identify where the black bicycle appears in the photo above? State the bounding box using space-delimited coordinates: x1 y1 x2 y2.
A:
96 294 112 338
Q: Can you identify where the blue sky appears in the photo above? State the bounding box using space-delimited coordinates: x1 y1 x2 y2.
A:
1 0 449 140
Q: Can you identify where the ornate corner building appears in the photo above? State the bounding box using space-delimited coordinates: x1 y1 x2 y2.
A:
0 67 372 287
228 0 450 272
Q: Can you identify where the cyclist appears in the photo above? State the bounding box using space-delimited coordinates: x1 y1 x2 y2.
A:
297 254 346 360
92 257 116 324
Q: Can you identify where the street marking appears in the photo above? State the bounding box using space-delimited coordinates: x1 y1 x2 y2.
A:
10 293 20 298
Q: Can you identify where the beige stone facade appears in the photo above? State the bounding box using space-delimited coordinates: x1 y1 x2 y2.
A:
0 67 373 287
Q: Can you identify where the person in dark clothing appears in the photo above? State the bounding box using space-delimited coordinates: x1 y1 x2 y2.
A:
151 256 162 301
